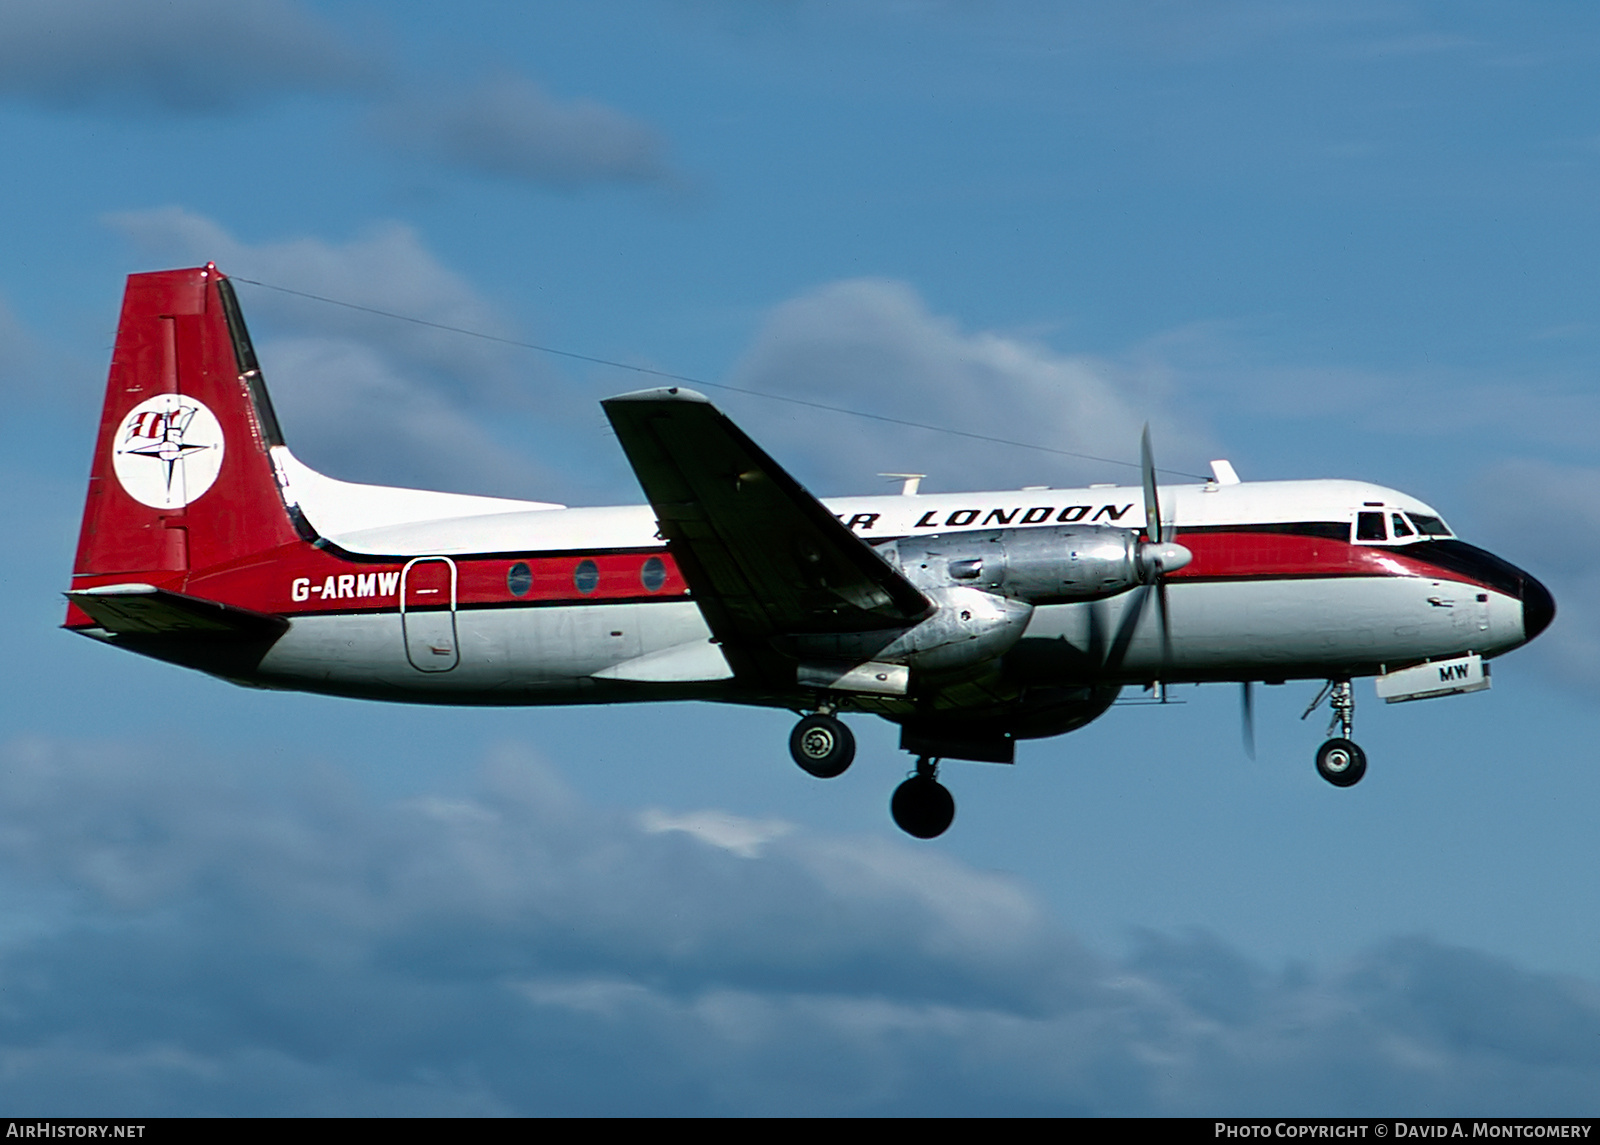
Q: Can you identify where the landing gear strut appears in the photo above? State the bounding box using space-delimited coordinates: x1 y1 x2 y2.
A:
1310 679 1367 787
891 757 956 839
789 711 855 778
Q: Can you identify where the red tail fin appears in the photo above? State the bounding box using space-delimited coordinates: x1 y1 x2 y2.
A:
71 265 300 594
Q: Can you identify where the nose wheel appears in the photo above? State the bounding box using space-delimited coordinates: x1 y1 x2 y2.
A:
891 758 956 839
789 712 855 778
1315 738 1367 786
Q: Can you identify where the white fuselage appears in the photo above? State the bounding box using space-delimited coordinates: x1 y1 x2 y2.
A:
220 451 1533 710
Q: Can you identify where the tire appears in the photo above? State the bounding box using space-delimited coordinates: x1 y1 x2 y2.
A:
1316 738 1367 788
890 775 956 838
789 714 855 778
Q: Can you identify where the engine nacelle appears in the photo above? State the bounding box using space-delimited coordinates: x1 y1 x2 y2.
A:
886 585 1035 674
787 524 1192 690
785 585 1034 678
881 525 1184 604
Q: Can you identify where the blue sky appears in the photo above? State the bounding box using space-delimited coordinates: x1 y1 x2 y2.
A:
3 0 1600 1116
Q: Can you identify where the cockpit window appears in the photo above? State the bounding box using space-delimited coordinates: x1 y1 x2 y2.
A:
1408 513 1453 538
1354 508 1455 545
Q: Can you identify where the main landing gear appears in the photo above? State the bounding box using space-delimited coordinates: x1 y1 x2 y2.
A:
787 710 957 839
1306 679 1367 787
788 711 855 778
891 758 956 839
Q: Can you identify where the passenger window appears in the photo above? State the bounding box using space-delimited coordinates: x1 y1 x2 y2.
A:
1356 512 1386 542
640 555 666 593
1390 513 1415 538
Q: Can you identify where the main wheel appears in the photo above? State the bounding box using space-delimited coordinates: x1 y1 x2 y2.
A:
789 714 855 778
1316 738 1367 787
891 775 956 839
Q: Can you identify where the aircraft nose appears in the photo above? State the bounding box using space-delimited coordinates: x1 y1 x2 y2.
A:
1521 571 1556 644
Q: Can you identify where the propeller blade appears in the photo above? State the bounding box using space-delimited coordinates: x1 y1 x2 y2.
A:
1103 581 1154 674
1141 423 1161 566
1136 425 1190 579
1125 424 1186 678
1157 577 1172 671
1240 681 1256 759
1109 426 1190 678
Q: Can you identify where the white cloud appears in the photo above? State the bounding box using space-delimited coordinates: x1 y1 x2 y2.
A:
103 208 573 496
107 207 518 398
89 226 1219 502
0 4 680 195
260 336 548 497
639 809 794 858
1 734 1598 1115
376 76 675 189
726 278 1206 493
1113 321 1600 467
0 0 374 112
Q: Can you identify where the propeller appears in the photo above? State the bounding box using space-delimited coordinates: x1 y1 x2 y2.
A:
1142 426 1252 749
1104 425 1192 675
1137 425 1191 587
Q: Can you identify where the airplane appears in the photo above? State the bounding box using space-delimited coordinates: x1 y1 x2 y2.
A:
65 265 1556 838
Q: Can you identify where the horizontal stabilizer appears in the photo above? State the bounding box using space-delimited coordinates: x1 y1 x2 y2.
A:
67 583 289 640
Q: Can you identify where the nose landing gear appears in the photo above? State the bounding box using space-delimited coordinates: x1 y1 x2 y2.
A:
891 757 956 839
1306 679 1367 787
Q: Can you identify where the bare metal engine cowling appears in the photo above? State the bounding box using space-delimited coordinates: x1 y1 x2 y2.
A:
786 525 1157 680
785 585 1034 676
880 525 1148 604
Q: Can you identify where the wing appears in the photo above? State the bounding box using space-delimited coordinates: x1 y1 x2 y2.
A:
602 388 931 682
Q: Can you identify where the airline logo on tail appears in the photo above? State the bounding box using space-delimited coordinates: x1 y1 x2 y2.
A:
111 394 225 509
